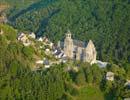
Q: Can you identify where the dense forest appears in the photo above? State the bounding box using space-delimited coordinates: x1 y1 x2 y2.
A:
0 0 130 100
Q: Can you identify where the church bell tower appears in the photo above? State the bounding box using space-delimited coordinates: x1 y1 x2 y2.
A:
64 30 74 59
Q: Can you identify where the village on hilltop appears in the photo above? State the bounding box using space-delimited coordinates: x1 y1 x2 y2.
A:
1 28 130 86
17 30 108 67
16 30 117 82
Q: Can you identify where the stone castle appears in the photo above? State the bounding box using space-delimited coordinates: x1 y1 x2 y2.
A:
60 30 97 64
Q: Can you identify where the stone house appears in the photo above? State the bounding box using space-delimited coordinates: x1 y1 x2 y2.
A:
106 72 114 81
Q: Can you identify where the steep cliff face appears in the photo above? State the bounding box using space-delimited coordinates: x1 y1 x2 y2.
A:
85 40 97 64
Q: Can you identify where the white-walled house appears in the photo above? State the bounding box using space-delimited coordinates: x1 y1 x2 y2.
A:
49 42 53 48
0 29 3 35
106 72 114 81
45 48 50 52
29 32 36 39
36 60 43 64
37 37 43 42
17 33 26 41
45 65 50 68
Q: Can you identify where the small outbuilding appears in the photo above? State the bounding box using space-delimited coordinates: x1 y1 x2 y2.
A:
106 72 114 81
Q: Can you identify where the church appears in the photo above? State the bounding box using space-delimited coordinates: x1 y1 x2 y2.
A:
59 30 97 65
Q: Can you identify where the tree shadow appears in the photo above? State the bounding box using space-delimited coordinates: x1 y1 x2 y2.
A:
36 8 60 37
9 0 57 21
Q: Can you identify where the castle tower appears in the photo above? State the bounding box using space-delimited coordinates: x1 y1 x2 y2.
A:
84 40 97 64
64 30 74 59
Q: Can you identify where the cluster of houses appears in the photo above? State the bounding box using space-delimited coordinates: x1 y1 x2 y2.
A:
17 32 35 46
52 47 67 63
17 32 53 47
34 47 68 70
1 28 130 93
17 32 68 70
17 32 55 70
17 31 130 89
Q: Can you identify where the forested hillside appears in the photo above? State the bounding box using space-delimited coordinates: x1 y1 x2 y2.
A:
2 0 130 66
0 25 130 99
0 24 65 100
0 24 130 99
0 0 130 98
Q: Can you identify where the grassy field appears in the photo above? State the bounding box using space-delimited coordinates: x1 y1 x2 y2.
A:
75 85 104 100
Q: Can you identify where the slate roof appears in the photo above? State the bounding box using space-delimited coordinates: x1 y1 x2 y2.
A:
73 39 86 48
